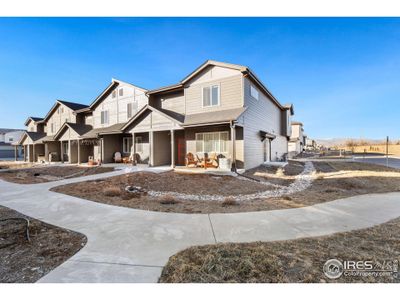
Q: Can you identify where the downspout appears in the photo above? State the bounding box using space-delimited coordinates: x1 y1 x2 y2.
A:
230 120 236 172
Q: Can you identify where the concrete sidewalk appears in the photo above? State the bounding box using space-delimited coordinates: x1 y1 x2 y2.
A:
0 170 399 283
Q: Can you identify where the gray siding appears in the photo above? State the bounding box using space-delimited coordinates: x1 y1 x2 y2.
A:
242 77 288 168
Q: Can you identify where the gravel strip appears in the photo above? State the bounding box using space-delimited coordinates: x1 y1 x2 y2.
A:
147 162 315 202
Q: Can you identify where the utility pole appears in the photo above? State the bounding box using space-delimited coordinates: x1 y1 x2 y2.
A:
386 136 389 168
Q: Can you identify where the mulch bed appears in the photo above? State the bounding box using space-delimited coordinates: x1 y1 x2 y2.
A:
159 217 400 283
0 205 86 283
0 166 114 184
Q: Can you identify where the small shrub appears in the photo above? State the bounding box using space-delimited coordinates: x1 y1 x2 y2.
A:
221 197 238 207
276 168 284 177
103 186 121 197
159 195 178 205
281 195 292 200
324 189 337 193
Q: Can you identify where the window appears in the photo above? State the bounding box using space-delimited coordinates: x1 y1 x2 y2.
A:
135 136 143 152
195 131 228 153
61 107 64 113
112 90 117 98
250 85 259 100
101 110 109 124
8 137 13 142
202 85 220 107
123 137 132 153
127 103 132 119
51 123 54 133
119 88 124 97
65 118 68 123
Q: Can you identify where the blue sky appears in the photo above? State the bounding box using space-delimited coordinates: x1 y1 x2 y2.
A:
0 17 399 139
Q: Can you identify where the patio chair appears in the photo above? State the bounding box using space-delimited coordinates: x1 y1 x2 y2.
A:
113 152 122 163
201 152 218 169
185 152 198 167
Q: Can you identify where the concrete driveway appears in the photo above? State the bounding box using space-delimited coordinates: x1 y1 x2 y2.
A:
1 169 400 283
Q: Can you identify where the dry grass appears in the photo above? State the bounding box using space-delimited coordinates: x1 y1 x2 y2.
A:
159 195 179 205
103 186 121 197
221 197 238 207
0 205 86 283
0 166 114 184
159 217 400 283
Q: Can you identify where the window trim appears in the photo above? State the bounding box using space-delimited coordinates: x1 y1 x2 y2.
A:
135 136 143 152
112 90 117 98
250 85 259 100
101 110 109 125
122 137 132 154
195 131 229 153
201 84 220 108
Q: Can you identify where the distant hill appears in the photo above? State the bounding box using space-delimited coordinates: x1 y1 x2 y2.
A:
315 138 389 147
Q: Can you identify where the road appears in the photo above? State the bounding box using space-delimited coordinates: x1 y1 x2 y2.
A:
353 156 400 169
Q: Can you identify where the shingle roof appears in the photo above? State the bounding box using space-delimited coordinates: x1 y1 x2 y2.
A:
81 123 126 139
182 107 247 126
57 100 89 111
0 128 24 134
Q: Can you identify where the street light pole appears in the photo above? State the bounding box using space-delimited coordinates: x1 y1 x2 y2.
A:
386 136 389 168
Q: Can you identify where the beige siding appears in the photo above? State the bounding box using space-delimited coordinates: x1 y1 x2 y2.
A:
92 82 147 129
151 91 185 115
58 127 80 141
242 77 288 168
127 110 181 133
184 74 243 115
26 120 37 132
46 104 76 136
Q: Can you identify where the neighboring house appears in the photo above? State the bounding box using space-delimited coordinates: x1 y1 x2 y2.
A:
305 137 317 150
0 128 24 159
18 79 148 164
288 121 305 156
17 60 295 170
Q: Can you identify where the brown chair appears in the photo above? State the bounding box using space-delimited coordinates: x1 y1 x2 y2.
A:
185 152 198 167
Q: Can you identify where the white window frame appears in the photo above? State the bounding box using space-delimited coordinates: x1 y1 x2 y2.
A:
202 84 220 108
195 131 229 153
119 88 124 97
135 136 143 152
127 103 132 119
101 110 109 125
250 85 259 100
112 90 117 98
122 137 132 154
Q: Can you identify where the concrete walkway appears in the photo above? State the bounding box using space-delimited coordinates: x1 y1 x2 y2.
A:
0 169 400 283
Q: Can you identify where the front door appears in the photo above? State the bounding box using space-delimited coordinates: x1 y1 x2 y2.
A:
176 136 186 166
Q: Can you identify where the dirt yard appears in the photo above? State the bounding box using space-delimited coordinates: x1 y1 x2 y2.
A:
0 205 86 283
159 217 400 283
0 165 115 184
0 161 34 170
51 161 400 214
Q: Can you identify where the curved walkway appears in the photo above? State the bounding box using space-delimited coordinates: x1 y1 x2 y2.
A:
0 169 400 283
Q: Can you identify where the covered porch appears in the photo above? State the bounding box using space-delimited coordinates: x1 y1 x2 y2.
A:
121 105 245 170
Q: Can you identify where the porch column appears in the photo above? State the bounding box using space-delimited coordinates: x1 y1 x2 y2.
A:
68 139 71 163
170 129 175 168
32 143 36 163
77 140 81 165
23 145 26 162
149 131 154 167
44 143 49 162
132 132 136 165
14 145 18 161
100 138 104 164
60 142 64 163
230 123 236 172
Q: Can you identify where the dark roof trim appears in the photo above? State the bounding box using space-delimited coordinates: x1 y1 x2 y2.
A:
24 117 44 126
146 83 184 95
